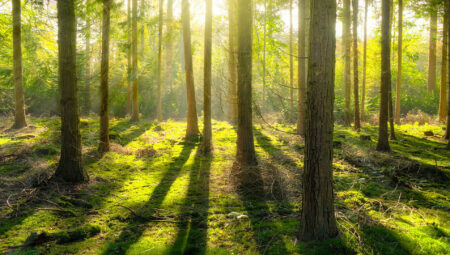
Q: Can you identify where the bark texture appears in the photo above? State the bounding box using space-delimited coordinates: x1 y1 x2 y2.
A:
343 0 351 126
428 11 437 92
352 0 360 130
297 0 306 136
126 0 132 116
228 0 238 124
361 0 368 122
446 0 450 142
202 0 213 153
440 5 448 123
130 0 139 121
84 18 91 115
289 0 294 123
394 0 402 124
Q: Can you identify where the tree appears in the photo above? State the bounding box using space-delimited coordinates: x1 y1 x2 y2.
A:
98 0 111 154
395 0 403 124
84 16 91 115
428 8 437 92
377 0 391 152
353 0 360 130
126 0 132 115
388 0 395 140
289 0 294 123
54 0 88 182
12 0 27 129
439 2 448 123
262 0 267 110
228 0 238 124
130 0 139 121
182 0 199 138
297 0 306 136
165 0 174 91
361 0 368 121
236 0 256 165
202 0 213 154
157 0 163 121
343 0 352 126
446 0 450 142
300 0 338 241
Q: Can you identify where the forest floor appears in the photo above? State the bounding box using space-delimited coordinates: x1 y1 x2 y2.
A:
0 117 449 255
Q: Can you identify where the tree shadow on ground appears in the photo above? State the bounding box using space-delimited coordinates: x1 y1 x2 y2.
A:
109 119 154 146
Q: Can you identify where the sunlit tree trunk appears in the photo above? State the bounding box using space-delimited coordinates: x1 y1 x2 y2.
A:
297 0 306 136
98 0 111 154
165 0 174 91
377 0 391 152
127 0 132 116
439 6 448 123
361 0 368 122
289 0 294 123
140 0 145 56
55 0 88 182
428 10 437 92
130 0 139 121
227 0 238 124
388 0 396 140
157 0 163 121
352 0 360 130
202 0 213 153
236 0 256 166
300 0 338 241
446 0 450 142
262 0 267 111
84 17 91 115
182 0 199 138
394 0 402 124
12 0 26 129
343 0 351 126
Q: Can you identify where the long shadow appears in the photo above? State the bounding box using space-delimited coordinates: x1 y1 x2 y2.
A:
109 119 154 146
168 152 212 254
254 129 299 169
101 141 196 254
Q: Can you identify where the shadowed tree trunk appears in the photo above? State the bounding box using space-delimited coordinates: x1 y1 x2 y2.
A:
446 0 450 142
228 0 238 124
84 17 91 115
202 0 213 154
182 0 199 138
157 0 163 121
352 0 360 130
126 0 132 116
12 0 27 129
300 0 338 241
388 0 395 140
428 10 437 92
297 0 306 136
394 0 402 124
130 0 139 121
98 0 111 154
343 0 351 126
55 0 88 182
236 0 256 166
361 0 368 122
165 0 174 91
289 0 294 123
377 0 391 152
440 6 448 123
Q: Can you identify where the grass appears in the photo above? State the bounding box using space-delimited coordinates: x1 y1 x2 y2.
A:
0 117 449 254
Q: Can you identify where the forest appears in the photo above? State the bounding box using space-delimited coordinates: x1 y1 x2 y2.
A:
0 0 449 254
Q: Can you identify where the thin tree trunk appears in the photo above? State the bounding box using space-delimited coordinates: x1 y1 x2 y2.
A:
361 0 368 122
140 0 145 56
157 0 163 121
289 0 294 123
12 0 26 129
55 0 88 182
202 0 213 153
300 0 338 241
439 6 448 123
165 0 174 91
377 0 391 152
297 0 306 136
127 0 132 116
182 0 199 138
388 0 395 140
446 0 450 142
394 0 402 124
84 18 91 115
262 0 267 110
236 0 256 166
352 0 360 130
343 0 351 126
98 0 111 154
130 0 139 121
428 10 437 92
228 0 238 124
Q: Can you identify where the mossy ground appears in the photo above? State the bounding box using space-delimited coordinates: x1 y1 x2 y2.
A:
0 117 449 254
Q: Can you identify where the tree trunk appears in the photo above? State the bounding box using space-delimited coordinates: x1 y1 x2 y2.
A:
297 0 306 136
236 0 256 166
343 0 351 126
165 0 174 91
352 0 360 130
300 0 338 241
446 0 450 142
127 0 132 116
157 0 163 121
388 0 395 140
228 0 238 124
55 0 88 182
202 0 213 154
12 0 26 129
130 0 139 121
361 0 368 122
394 0 402 124
140 0 145 56
428 10 437 92
262 0 267 111
84 18 91 115
376 0 391 152
289 0 294 123
182 0 199 138
98 0 111 154
439 6 448 123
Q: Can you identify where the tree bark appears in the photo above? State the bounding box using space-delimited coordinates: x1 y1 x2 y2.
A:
388 0 395 140
236 0 256 166
376 0 391 152
182 0 199 138
84 17 91 115
262 0 267 111
202 0 213 154
361 0 368 122
289 0 294 123
98 0 111 154
55 0 88 182
343 0 351 126
12 0 27 129
439 5 448 123
300 0 338 241
157 0 163 121
394 0 402 124
446 0 450 142
165 0 174 91
130 0 139 121
297 0 306 136
126 0 132 116
428 10 437 92
352 0 360 130
228 0 238 124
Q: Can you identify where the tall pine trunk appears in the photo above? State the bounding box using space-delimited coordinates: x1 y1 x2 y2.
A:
377 0 391 152
352 0 360 130
388 0 395 140
262 0 267 110
236 0 256 166
428 10 437 92
394 0 403 124
361 0 368 121
343 0 351 126
165 0 174 91
126 0 132 116
182 0 199 138
297 0 306 136
228 0 238 124
98 0 111 154
446 0 450 142
55 0 88 182
202 0 213 153
439 6 448 123
130 0 139 121
289 0 294 123
157 0 163 121
300 0 338 241
12 0 27 129
84 17 91 115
